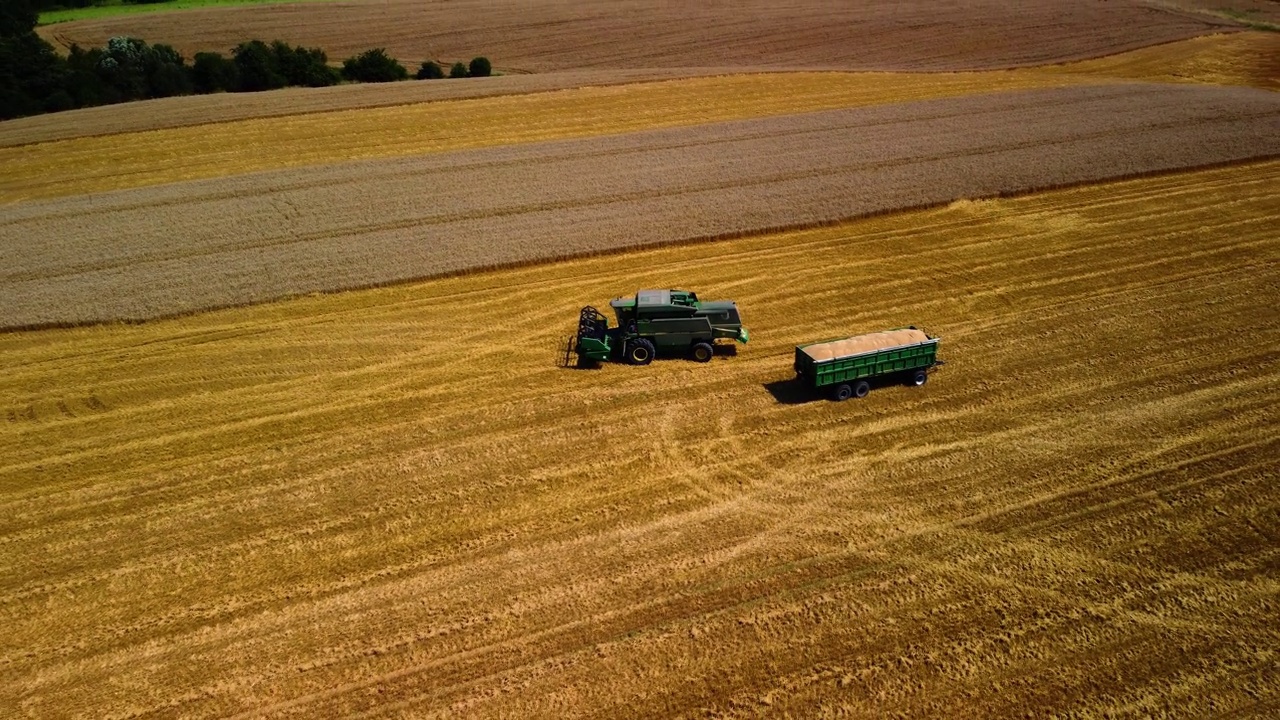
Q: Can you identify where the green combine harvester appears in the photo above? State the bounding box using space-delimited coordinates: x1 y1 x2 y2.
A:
567 289 749 366
794 326 943 400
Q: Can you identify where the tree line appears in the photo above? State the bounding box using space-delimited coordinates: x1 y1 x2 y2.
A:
1 0 492 121
33 0 174 8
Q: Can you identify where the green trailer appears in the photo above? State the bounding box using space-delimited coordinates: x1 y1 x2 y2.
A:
794 327 942 400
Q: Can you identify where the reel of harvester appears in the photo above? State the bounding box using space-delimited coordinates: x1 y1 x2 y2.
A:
562 306 612 368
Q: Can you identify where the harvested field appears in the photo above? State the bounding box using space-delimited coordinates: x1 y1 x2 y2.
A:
6 31 1276 150
39 0 1233 74
2 162 1276 718
4 83 1278 330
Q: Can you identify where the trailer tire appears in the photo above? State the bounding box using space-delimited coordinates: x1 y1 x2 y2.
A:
853 380 871 399
626 338 655 365
691 342 714 363
833 383 853 401
910 369 928 387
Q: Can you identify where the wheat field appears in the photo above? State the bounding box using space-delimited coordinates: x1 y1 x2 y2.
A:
2 161 1276 718
4 82 1278 329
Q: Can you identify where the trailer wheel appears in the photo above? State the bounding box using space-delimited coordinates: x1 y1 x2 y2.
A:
910 369 928 387
691 342 714 363
853 380 871 399
626 338 655 365
833 383 853 401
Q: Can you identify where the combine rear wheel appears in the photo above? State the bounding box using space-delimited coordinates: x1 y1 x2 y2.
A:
626 338 655 365
691 342 714 363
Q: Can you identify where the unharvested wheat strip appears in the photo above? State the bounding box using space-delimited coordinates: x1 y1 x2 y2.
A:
2 83 1277 329
0 71 1116 200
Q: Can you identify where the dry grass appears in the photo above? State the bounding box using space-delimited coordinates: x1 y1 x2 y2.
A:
2 162 1276 718
38 0 1232 73
3 83 1277 330
5 31 1275 150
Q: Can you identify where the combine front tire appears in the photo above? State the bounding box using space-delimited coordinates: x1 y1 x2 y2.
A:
691 342 714 363
626 338 655 366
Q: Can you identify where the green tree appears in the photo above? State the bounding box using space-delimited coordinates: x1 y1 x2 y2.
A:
1 0 38 38
191 51 240 93
144 43 192 97
233 40 286 92
0 0 73 119
270 41 337 88
64 44 114 107
467 56 491 77
416 60 443 80
341 48 408 83
97 37 150 100
0 31 70 119
448 61 468 78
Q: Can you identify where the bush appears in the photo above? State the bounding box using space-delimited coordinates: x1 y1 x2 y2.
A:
341 48 408 83
467 56 491 77
42 88 75 112
416 60 443 80
448 61 468 78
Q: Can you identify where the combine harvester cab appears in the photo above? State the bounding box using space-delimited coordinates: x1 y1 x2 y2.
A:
794 326 943 401
566 289 748 367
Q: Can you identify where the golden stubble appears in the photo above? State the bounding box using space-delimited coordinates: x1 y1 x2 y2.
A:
1 163 1277 717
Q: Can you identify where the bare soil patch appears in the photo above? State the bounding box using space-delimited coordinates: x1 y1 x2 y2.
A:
3 83 1277 330
1 162 1275 718
39 0 1232 74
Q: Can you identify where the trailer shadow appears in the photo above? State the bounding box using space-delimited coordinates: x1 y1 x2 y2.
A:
763 378 822 405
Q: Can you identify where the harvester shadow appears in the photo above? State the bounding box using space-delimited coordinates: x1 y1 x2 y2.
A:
763 378 822 405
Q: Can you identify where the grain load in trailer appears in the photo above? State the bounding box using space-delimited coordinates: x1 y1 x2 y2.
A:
795 327 942 401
